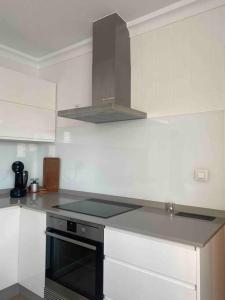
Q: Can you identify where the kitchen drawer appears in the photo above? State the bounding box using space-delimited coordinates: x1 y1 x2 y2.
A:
105 227 197 285
104 258 196 300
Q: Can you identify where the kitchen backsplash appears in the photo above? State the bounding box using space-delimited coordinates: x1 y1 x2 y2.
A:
0 110 224 210
55 110 224 210
0 141 47 189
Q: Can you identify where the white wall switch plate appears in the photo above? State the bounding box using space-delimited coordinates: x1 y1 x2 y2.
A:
194 169 209 182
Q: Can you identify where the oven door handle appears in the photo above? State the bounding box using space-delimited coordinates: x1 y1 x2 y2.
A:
46 231 97 251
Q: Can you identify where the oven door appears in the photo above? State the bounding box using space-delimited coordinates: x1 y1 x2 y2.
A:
45 229 103 300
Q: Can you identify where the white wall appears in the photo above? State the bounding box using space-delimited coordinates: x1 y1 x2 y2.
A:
0 56 37 76
40 52 92 128
131 5 225 116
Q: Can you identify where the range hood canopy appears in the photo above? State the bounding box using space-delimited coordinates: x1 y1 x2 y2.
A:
58 13 147 123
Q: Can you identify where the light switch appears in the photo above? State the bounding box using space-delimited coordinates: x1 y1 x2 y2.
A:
194 169 209 182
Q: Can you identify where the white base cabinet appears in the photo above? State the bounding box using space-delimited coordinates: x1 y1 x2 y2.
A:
0 207 46 298
18 208 46 298
104 258 196 300
0 207 20 291
104 227 225 300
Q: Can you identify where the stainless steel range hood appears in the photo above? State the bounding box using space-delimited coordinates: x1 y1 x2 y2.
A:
58 13 147 123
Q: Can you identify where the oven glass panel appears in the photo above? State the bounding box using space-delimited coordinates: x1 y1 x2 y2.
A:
46 232 103 300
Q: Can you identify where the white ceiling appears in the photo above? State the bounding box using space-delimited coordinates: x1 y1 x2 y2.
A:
0 0 181 58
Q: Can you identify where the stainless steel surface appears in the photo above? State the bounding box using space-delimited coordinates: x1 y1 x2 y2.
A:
45 279 89 300
165 202 175 215
175 212 216 221
46 231 97 250
29 180 39 193
58 13 147 123
58 103 147 123
0 190 225 247
47 215 67 231
47 213 104 242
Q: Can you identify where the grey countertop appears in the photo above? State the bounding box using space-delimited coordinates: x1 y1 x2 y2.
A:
0 189 224 247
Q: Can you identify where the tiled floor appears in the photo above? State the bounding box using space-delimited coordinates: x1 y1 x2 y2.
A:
10 295 29 300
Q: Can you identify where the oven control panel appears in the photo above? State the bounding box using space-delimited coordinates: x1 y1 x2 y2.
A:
47 213 104 242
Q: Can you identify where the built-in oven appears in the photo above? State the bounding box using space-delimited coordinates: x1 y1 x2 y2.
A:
45 213 104 300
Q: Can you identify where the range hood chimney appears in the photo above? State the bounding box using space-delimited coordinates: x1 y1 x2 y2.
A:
58 13 147 123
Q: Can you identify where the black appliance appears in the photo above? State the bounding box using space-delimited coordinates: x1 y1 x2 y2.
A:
54 198 141 218
45 213 104 300
10 161 28 198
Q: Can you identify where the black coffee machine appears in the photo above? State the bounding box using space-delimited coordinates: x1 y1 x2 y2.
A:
10 161 28 198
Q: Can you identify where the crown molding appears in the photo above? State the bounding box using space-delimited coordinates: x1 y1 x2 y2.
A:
128 0 225 37
0 43 39 68
0 0 224 69
37 38 92 69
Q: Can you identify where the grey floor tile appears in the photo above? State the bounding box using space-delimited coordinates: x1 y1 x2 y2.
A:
10 295 29 300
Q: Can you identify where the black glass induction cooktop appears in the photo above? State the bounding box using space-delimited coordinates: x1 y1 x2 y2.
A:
54 198 141 218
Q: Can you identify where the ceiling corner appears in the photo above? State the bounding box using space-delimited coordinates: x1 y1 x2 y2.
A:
0 0 225 70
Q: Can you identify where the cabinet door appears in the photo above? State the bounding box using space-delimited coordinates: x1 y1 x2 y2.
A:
18 208 46 298
104 258 196 300
0 100 55 142
0 66 56 110
0 207 20 290
105 227 197 285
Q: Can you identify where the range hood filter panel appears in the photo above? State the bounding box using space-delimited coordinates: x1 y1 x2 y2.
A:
58 104 147 123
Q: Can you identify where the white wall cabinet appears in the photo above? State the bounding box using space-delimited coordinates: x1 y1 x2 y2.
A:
0 66 56 142
0 100 56 142
0 207 20 291
104 227 225 300
18 208 46 298
0 66 55 110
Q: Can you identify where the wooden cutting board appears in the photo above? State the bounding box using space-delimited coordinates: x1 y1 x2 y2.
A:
43 157 60 192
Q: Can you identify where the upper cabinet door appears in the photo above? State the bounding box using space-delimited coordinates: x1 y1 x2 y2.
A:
0 66 56 110
0 66 56 142
0 100 56 142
